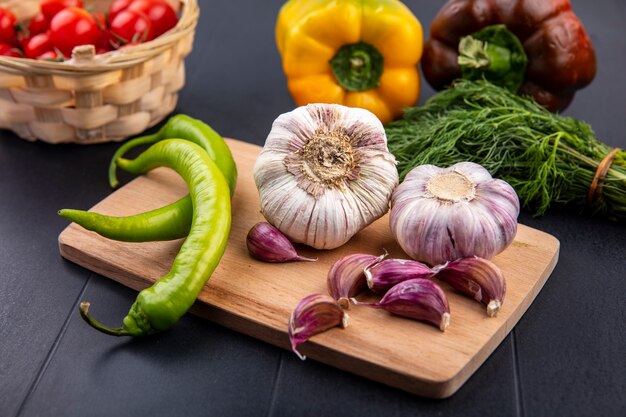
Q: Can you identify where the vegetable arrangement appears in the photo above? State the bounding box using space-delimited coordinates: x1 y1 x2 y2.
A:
60 116 236 336
250 102 517 358
0 0 178 60
57 0 619 363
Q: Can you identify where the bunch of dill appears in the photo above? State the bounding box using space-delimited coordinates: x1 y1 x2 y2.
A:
385 80 626 220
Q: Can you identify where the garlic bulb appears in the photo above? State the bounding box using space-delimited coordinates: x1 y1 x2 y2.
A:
390 162 520 265
253 103 399 249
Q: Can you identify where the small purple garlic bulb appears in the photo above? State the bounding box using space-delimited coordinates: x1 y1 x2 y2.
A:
253 103 399 250
390 162 520 265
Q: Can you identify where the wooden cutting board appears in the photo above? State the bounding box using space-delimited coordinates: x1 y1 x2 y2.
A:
58 138 560 398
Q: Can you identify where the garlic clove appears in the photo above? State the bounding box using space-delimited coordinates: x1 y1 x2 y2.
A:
358 278 451 331
434 257 506 317
246 222 317 263
364 258 434 294
327 252 387 309
288 293 349 360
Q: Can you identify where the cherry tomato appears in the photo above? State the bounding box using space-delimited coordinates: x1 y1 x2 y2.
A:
49 7 100 57
28 13 50 37
0 8 17 43
96 29 118 53
110 9 154 44
38 49 59 60
93 12 106 30
0 41 22 57
24 32 53 59
108 0 133 25
128 0 178 37
40 0 84 21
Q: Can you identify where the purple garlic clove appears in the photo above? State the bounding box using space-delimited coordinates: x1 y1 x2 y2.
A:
247 222 317 263
434 257 506 317
365 258 435 293
327 252 387 309
288 293 349 360
360 278 450 331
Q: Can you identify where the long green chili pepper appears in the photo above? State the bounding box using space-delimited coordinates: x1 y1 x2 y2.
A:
58 196 192 242
109 114 237 194
60 115 237 242
79 139 232 336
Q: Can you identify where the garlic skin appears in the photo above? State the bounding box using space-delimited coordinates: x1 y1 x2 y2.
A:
246 222 316 263
288 293 349 360
358 278 451 332
327 252 387 309
364 258 434 294
435 257 506 317
390 162 520 265
253 103 399 250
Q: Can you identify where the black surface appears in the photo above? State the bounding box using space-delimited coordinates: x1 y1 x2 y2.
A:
1 1 625 416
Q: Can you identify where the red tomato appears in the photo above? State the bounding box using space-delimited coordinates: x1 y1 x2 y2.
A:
0 41 22 57
49 7 100 57
0 8 17 43
110 9 154 44
128 0 178 37
28 13 50 37
24 32 53 58
40 0 84 21
108 0 133 25
38 49 59 60
93 12 106 30
96 29 118 53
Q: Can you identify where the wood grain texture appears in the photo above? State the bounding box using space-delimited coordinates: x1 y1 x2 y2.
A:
58 138 559 398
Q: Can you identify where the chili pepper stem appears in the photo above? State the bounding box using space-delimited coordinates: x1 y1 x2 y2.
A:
79 302 130 336
108 132 160 189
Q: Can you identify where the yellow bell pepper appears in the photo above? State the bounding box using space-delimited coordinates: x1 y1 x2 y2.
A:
275 0 423 124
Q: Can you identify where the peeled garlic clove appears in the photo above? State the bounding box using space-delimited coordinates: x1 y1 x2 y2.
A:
390 162 520 265
327 252 387 309
247 222 317 263
435 257 506 317
253 103 399 249
364 258 434 293
362 278 450 331
288 293 349 360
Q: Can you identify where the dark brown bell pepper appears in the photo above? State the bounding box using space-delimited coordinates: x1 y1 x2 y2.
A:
421 0 597 112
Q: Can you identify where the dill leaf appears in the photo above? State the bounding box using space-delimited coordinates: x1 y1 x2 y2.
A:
385 80 626 219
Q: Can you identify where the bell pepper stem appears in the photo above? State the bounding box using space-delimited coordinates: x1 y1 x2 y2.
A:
79 302 130 336
330 41 384 92
458 37 491 69
457 24 527 92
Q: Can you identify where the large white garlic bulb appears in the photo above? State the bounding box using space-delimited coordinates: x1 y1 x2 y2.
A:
390 162 520 265
253 103 399 250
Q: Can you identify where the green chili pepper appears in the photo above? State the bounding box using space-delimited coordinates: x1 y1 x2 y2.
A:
58 196 192 242
79 139 232 336
59 115 237 242
109 114 237 193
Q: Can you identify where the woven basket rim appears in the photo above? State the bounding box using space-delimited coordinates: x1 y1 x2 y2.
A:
0 0 199 75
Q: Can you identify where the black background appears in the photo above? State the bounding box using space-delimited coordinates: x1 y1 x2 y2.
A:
1 1 625 416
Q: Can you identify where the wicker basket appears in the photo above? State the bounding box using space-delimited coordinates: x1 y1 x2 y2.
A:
0 0 198 144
